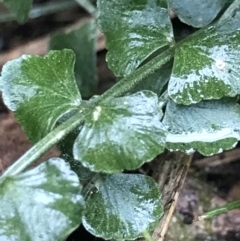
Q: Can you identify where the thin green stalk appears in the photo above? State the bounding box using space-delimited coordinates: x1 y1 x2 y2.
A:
82 173 102 198
142 230 154 241
0 46 175 179
197 199 240 220
75 0 97 17
158 90 169 109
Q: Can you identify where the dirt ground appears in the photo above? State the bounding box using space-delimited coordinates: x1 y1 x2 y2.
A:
0 2 240 241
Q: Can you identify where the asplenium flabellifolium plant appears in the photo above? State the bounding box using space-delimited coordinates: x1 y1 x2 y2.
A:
0 0 240 240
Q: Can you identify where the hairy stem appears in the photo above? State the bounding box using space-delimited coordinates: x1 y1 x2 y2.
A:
0 46 175 178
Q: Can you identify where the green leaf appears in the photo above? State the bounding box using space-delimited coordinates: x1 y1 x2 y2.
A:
73 91 166 173
82 173 163 240
50 20 97 98
0 50 82 142
0 158 84 241
168 0 228 28
97 0 174 77
168 10 240 105
163 98 240 155
1 0 32 23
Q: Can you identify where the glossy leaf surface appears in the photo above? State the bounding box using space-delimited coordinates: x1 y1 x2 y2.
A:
50 20 97 98
1 0 32 23
168 10 240 105
82 173 163 240
0 158 84 241
163 99 240 155
73 91 166 173
0 50 82 142
169 0 228 28
97 0 174 77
